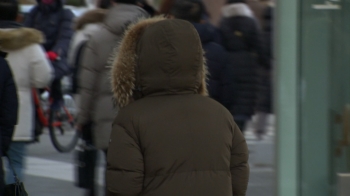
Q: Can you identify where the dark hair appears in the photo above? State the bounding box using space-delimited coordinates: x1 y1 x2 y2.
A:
171 0 204 23
98 0 111 8
0 0 19 21
113 0 137 4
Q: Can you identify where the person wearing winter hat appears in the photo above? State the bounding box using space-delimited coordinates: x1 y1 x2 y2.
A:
220 0 269 131
106 18 249 196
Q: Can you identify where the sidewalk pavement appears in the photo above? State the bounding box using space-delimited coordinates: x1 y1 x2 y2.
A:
19 115 276 196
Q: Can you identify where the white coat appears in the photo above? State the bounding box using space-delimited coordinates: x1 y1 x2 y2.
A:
0 28 53 141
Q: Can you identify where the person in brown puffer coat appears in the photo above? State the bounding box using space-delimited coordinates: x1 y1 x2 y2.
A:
106 17 249 196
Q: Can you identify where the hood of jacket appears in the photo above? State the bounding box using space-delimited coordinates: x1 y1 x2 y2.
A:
0 28 44 51
104 4 149 35
75 9 107 30
111 17 208 108
222 3 254 18
192 23 217 44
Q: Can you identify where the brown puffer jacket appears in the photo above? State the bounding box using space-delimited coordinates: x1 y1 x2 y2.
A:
107 18 249 196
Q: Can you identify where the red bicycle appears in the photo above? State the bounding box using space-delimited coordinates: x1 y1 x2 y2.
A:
33 88 79 153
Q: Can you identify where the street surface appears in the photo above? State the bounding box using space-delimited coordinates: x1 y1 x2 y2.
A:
9 115 275 196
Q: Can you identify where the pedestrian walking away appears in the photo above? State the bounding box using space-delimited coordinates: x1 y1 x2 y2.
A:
107 17 249 196
220 0 269 131
77 0 149 151
68 8 107 99
253 4 274 139
68 6 109 196
76 0 149 195
0 55 18 195
0 0 53 185
171 0 229 104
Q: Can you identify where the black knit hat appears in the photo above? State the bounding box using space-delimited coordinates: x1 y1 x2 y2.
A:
227 0 246 3
113 0 137 4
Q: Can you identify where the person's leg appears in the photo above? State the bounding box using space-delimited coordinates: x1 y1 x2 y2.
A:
6 142 27 184
254 112 269 140
84 123 96 196
50 79 63 110
104 150 108 196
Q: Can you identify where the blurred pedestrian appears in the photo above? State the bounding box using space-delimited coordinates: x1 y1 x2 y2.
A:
254 4 273 139
68 9 107 98
107 18 249 196
171 0 228 103
220 0 268 131
0 0 53 184
69 5 110 196
246 0 272 27
76 0 148 195
24 0 74 110
0 55 18 195
68 8 107 196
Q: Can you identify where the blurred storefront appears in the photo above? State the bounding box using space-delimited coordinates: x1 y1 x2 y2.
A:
276 0 350 196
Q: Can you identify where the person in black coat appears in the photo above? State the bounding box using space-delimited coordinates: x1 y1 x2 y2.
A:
220 0 268 130
171 0 228 103
24 0 74 109
0 55 18 194
24 0 74 79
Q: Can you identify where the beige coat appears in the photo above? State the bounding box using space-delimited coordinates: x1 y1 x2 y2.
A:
77 4 148 149
68 9 107 68
0 28 53 141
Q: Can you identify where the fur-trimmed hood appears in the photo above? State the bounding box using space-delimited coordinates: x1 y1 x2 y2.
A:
111 17 208 108
74 9 107 30
222 3 254 18
0 28 44 51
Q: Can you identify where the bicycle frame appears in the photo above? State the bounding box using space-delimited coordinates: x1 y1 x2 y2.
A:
33 88 50 127
32 89 74 128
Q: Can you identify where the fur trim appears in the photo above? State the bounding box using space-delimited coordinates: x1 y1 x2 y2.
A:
198 56 209 96
111 17 208 108
0 28 44 51
222 3 254 18
75 9 107 30
111 16 167 108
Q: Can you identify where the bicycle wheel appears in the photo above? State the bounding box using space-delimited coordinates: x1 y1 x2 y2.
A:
49 94 79 153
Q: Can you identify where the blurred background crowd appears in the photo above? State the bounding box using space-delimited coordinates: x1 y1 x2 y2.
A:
1 0 275 195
